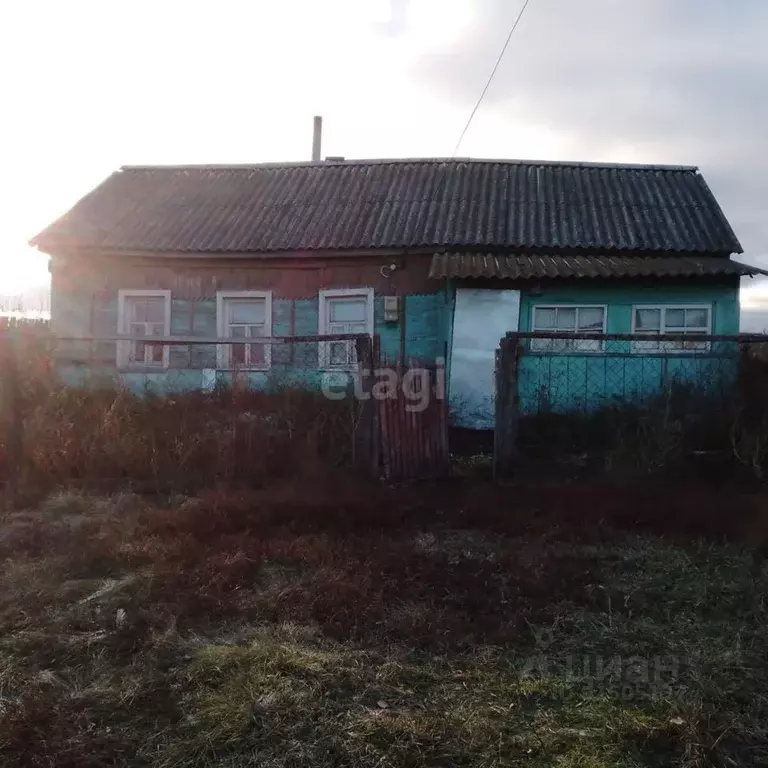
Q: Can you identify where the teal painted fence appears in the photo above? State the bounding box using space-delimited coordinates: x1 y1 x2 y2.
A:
517 343 739 415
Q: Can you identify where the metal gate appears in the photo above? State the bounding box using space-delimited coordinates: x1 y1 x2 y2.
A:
377 363 449 482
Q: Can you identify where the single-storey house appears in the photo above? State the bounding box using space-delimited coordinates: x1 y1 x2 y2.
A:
31 158 760 428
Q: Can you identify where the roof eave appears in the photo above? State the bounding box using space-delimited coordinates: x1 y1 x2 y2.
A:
429 252 768 280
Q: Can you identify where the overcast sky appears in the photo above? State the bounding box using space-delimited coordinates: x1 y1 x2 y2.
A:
3 0 767 324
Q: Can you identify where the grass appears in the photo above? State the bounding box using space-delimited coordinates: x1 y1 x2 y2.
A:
1 482 767 767
3 379 365 500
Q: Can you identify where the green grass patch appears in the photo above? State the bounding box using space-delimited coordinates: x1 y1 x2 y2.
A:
1 486 766 766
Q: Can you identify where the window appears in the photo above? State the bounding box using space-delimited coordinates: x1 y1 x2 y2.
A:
216 291 272 369
531 305 606 352
632 305 711 352
318 288 374 368
117 290 171 368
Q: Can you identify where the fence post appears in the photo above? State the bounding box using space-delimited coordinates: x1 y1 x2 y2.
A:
355 335 377 477
1 330 23 510
494 333 522 481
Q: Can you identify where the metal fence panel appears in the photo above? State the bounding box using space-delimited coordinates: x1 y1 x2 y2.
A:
494 331 760 479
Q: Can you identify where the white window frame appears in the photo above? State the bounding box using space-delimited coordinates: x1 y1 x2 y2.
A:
530 304 608 353
631 304 712 353
216 290 273 370
318 287 374 370
117 289 171 369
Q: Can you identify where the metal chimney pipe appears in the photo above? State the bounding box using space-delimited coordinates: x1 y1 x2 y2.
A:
312 116 322 162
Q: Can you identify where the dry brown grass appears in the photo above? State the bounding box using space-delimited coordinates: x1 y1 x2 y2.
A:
2 377 364 501
1 483 767 767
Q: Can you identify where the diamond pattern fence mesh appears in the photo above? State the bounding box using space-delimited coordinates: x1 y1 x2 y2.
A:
494 331 768 481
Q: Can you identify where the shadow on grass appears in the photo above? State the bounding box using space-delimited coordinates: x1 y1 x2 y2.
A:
0 485 767 767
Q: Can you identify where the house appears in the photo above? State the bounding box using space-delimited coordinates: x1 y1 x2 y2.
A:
30 158 762 428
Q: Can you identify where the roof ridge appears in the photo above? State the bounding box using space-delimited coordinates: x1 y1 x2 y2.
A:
120 158 699 173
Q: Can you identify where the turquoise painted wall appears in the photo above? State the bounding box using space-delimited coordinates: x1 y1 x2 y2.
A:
55 290 452 393
54 280 740 416
516 282 740 414
518 283 740 335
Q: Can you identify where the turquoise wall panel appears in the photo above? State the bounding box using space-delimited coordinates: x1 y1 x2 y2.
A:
192 299 217 336
170 300 192 334
272 299 294 366
57 365 117 389
404 292 449 361
518 282 740 335
374 297 400 361
292 299 320 368
294 299 319 335
516 282 740 414
272 299 292 336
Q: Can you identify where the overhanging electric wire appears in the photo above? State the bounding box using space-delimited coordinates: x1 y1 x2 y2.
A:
452 0 534 156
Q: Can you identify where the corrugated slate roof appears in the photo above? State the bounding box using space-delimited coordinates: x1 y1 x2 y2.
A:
31 158 742 255
429 252 765 280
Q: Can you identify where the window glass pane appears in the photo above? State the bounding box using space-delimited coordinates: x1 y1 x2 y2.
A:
665 309 685 328
686 308 709 328
148 343 164 363
129 299 148 322
231 344 246 365
249 343 266 366
129 323 144 337
329 341 348 365
129 298 165 323
146 298 165 323
248 325 266 338
129 341 145 362
555 308 576 330
329 324 348 335
635 309 660 331
129 301 143 323
230 325 247 339
150 323 164 336
533 308 556 329
350 323 367 334
329 298 367 324
577 308 604 331
229 300 265 325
